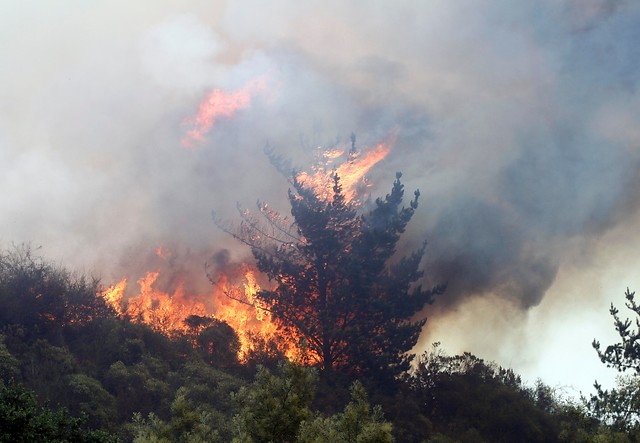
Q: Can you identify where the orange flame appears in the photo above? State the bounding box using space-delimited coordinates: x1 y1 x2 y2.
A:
296 135 394 203
101 277 126 316
181 79 266 149
127 272 208 335
212 267 280 359
100 272 207 337
99 258 298 361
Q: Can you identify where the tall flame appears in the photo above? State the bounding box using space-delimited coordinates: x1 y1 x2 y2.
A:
181 79 266 149
296 135 394 203
101 277 126 316
109 271 207 336
99 253 297 361
212 267 281 359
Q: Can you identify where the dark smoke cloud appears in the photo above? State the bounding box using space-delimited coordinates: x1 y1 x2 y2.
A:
2 0 640 391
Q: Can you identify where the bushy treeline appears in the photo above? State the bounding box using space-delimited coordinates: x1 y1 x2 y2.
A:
0 246 633 442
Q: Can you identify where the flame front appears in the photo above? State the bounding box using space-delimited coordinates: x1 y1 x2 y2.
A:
127 272 207 335
99 259 296 361
181 79 266 149
101 272 207 337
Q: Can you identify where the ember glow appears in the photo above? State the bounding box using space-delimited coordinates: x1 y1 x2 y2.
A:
181 78 266 148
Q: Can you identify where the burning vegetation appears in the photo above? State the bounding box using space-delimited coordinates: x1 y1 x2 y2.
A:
99 129 400 365
0 219 631 443
99 259 294 362
296 134 394 203
221 169 445 378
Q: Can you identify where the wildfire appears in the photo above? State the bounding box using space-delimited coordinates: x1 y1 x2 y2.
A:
296 135 394 203
101 277 126 316
181 78 266 148
99 254 296 361
101 272 207 336
98 135 390 363
211 266 282 359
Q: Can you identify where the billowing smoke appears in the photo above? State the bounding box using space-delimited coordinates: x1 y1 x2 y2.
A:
2 0 640 391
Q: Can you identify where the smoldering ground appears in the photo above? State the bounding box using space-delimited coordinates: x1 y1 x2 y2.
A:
2 0 640 391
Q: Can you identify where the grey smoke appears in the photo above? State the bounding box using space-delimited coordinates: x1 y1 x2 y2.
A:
2 0 640 390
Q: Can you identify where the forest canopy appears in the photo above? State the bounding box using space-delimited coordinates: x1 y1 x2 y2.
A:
0 244 635 441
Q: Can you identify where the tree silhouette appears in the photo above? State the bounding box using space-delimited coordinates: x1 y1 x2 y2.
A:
218 172 443 380
590 288 640 434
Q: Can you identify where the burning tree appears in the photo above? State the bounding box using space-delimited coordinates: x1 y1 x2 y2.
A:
219 170 444 380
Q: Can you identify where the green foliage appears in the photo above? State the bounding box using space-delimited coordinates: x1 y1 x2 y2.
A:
223 172 443 380
21 339 78 405
190 316 241 369
0 335 19 382
233 361 318 442
0 245 114 338
241 333 287 374
1 244 625 442
411 344 561 442
175 358 244 441
178 358 243 407
63 315 193 375
65 373 117 429
298 381 394 443
0 381 118 442
593 288 640 374
553 400 634 443
590 288 640 434
587 375 640 436
105 359 172 422
131 388 222 443
231 363 393 443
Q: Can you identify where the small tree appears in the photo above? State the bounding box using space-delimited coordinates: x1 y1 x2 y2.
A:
590 288 640 434
298 381 394 443
184 315 241 369
232 361 318 443
218 172 443 380
593 288 640 374
0 245 115 336
131 387 222 443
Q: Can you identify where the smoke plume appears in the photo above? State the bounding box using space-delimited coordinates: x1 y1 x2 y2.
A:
2 0 640 391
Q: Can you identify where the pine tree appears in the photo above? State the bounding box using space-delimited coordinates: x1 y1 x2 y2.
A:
589 288 640 434
219 172 443 380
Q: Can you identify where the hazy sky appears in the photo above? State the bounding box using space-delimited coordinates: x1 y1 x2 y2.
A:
2 0 640 394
